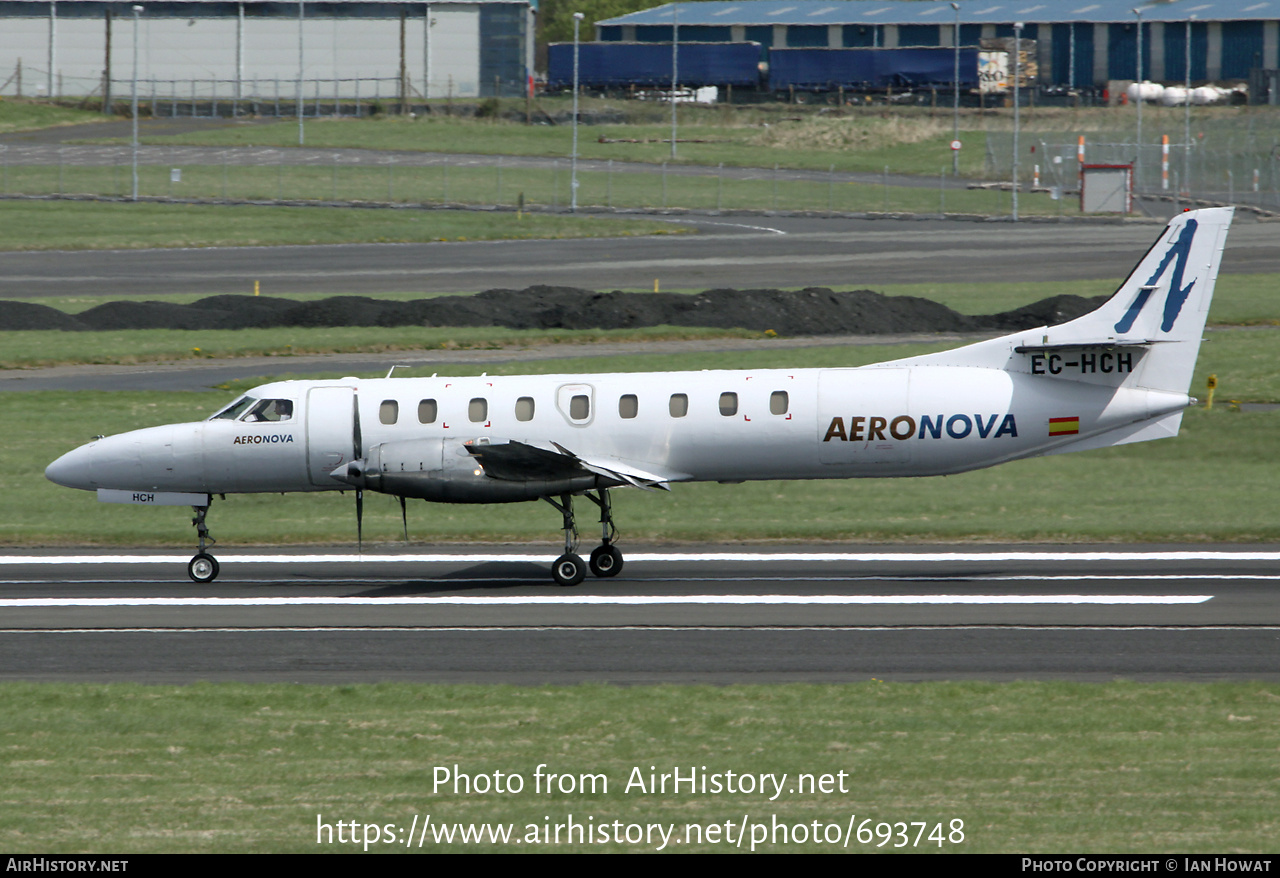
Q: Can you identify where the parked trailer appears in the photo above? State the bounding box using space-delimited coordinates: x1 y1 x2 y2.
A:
768 47 981 93
546 41 762 91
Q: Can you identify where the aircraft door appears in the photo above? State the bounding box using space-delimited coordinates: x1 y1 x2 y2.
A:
556 383 595 426
306 386 355 486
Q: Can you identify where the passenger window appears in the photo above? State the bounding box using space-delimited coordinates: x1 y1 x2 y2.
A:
469 398 488 423
669 393 688 418
515 397 535 422
570 394 590 420
379 400 399 425
619 394 638 419
418 399 437 424
244 398 293 422
719 392 738 416
770 391 789 415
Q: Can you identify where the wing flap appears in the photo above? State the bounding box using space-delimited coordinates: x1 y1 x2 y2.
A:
466 439 688 491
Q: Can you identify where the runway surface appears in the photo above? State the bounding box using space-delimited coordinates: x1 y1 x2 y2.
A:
2 547 1278 683
2 214 1276 298
6 205 1277 685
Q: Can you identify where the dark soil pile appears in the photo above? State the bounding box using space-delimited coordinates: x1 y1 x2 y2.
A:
2 286 1109 336
0 301 88 331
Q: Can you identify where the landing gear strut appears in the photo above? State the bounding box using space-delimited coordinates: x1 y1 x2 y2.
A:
585 488 623 578
543 488 623 586
187 499 219 583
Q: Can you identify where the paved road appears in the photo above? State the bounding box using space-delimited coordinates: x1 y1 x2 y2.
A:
2 547 1278 682
1 214 1275 299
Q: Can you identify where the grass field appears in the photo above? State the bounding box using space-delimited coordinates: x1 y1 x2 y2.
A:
128 103 1260 178
8 102 1275 215
0 155 1067 216
132 107 995 177
2 681 1277 853
0 101 108 134
0 199 680 251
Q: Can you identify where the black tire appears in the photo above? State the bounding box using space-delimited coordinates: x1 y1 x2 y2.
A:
188 552 220 583
552 553 586 587
589 544 624 578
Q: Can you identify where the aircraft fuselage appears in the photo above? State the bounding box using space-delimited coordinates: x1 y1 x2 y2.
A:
46 364 1190 498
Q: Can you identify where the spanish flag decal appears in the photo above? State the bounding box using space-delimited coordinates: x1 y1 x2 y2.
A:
1048 416 1080 436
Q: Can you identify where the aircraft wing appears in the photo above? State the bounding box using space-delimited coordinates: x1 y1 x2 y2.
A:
466 439 687 491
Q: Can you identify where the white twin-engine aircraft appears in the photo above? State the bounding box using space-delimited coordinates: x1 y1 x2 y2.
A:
46 207 1232 585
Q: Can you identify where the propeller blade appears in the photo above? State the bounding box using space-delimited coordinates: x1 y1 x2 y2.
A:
399 495 408 544
352 391 363 461
354 391 365 555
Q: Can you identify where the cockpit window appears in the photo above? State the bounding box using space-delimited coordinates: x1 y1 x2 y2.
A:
210 396 256 420
243 399 294 422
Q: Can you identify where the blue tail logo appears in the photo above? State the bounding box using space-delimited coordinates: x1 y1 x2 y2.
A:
1113 219 1199 334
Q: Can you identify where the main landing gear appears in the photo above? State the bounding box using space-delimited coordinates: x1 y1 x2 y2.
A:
543 488 623 586
187 501 219 583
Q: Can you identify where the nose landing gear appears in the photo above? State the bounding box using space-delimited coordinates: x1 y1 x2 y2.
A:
187 501 219 583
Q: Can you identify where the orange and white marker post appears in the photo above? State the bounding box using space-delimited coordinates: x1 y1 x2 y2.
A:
1162 135 1169 191
1077 135 1086 192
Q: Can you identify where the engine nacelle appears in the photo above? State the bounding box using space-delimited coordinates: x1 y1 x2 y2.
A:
336 437 597 503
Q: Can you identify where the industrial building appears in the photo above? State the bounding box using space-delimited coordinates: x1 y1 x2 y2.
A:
595 1 1280 88
0 0 534 101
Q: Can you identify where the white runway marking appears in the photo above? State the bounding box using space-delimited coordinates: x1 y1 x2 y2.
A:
0 595 1212 608
0 625 1269 634
1 550 1278 565
0 574 1268 586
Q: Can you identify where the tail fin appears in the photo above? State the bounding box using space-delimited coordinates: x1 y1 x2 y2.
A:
887 207 1233 397
1032 206 1233 394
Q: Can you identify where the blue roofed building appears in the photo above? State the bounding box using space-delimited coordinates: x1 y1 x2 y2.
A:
595 1 1280 86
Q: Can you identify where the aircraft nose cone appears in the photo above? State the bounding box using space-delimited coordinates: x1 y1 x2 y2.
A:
45 442 101 490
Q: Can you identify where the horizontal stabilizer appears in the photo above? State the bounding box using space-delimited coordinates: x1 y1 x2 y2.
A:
1013 339 1161 353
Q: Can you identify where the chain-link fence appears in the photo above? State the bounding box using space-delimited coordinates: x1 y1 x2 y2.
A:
0 67 529 114
0 145 1088 217
986 122 1280 213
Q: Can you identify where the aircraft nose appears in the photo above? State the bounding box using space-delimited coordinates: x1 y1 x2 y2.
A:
45 441 102 490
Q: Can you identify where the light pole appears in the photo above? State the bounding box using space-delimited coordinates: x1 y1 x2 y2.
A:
1134 7 1143 192
1068 21 1075 92
1136 7 1146 194
1012 21 1022 222
1184 14 1194 197
131 5 142 201
951 2 960 176
48 0 56 102
297 0 304 145
670 4 679 159
571 11 583 212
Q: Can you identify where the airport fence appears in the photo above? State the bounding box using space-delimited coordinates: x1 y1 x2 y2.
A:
0 145 1083 218
985 122 1280 213
0 66 529 112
